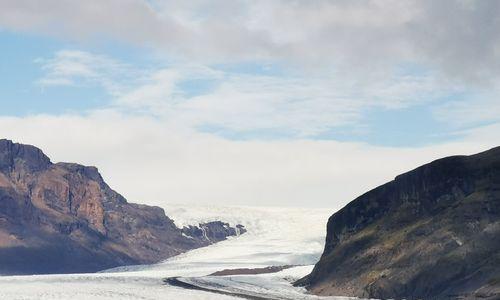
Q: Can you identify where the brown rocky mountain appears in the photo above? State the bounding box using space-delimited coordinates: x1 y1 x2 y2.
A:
298 147 500 299
0 139 244 275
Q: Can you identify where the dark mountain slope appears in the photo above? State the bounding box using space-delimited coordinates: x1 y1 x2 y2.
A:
298 146 500 299
0 139 244 275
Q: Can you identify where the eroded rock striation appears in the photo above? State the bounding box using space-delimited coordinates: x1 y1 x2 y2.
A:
0 139 245 275
299 146 500 300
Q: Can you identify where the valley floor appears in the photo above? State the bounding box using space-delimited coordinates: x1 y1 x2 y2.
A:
0 205 356 300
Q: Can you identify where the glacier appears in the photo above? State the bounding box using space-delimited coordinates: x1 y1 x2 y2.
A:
0 205 357 299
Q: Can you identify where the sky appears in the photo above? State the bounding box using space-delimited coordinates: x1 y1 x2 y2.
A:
0 0 499 210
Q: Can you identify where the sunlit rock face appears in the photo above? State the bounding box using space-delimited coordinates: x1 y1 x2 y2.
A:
299 146 500 300
0 139 244 275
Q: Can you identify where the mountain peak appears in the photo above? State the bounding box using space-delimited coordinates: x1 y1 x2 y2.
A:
0 139 52 172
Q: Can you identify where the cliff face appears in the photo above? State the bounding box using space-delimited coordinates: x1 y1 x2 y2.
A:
300 147 500 300
0 139 244 275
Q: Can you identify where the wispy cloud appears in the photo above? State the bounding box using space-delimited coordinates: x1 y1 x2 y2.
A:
35 50 138 96
36 50 462 138
434 94 500 128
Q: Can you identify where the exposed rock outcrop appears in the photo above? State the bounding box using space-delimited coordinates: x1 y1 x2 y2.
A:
182 221 247 243
0 139 245 275
299 146 500 300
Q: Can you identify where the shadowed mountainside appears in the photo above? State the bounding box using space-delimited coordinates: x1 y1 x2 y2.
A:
0 139 244 275
298 146 500 300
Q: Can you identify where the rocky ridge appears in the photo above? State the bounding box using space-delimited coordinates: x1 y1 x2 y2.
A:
0 139 245 275
299 146 500 299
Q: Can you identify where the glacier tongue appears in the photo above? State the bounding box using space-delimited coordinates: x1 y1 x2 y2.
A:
0 205 345 300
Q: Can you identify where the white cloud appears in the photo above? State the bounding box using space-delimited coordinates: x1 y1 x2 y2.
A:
3 0 500 83
0 112 498 209
20 1 500 139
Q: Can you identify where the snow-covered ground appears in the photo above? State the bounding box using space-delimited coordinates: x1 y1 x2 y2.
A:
0 205 350 300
